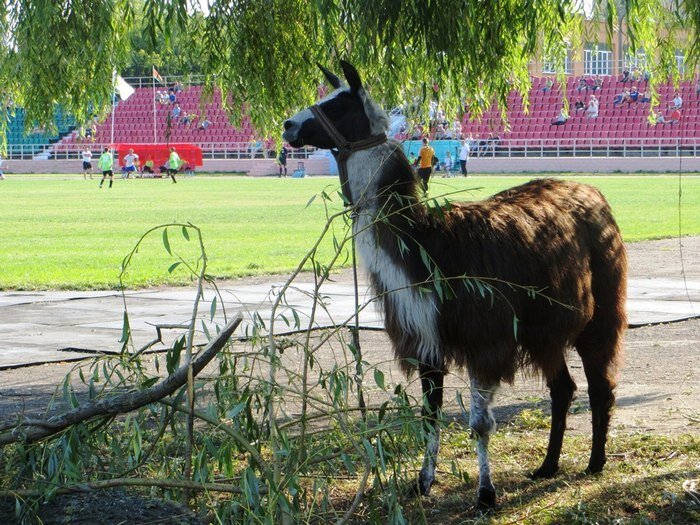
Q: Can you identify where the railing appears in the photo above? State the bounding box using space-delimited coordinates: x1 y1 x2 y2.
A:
7 138 700 162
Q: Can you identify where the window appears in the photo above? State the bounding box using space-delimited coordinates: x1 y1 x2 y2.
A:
542 48 572 74
675 51 685 74
584 45 612 76
623 48 647 71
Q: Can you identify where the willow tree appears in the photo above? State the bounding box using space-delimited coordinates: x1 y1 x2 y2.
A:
0 0 696 142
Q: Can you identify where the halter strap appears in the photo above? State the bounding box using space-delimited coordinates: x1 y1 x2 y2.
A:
310 104 387 205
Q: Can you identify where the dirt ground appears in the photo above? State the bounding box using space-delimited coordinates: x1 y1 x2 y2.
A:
0 237 698 524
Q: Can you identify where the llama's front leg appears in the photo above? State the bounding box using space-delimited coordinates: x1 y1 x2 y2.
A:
417 363 444 495
470 377 499 510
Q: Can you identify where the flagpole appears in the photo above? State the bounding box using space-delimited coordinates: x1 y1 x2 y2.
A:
152 67 157 143
110 69 116 152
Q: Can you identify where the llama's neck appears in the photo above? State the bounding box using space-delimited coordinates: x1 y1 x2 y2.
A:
346 143 441 368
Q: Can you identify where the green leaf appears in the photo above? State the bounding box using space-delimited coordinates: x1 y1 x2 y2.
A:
210 296 217 319
306 194 317 208
374 368 385 390
119 311 130 343
513 315 519 341
167 262 181 273
181 226 190 240
162 228 171 255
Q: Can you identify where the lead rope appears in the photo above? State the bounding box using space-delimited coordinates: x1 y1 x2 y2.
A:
350 219 367 419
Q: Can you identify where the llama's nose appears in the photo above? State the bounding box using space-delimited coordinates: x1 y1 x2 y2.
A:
283 120 293 130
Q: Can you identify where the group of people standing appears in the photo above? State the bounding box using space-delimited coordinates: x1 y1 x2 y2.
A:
82 147 182 187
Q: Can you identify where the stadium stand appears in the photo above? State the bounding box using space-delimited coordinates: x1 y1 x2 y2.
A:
394 77 699 152
5 107 76 157
12 76 700 163
55 85 264 151
465 77 697 147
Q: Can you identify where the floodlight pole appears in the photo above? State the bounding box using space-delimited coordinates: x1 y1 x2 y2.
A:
110 69 117 153
152 71 157 143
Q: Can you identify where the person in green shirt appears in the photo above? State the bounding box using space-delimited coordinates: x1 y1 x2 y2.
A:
167 147 180 184
98 147 114 188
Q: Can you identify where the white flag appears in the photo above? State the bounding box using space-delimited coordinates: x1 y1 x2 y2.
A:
115 75 135 100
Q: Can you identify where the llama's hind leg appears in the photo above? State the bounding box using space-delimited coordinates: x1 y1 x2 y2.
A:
531 362 577 479
578 350 617 474
417 363 444 495
469 377 499 510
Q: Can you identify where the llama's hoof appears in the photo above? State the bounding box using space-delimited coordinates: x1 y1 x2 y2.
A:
584 461 605 475
476 487 497 511
529 463 559 479
416 471 434 496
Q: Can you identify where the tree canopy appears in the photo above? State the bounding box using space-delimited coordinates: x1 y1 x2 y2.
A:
0 0 697 141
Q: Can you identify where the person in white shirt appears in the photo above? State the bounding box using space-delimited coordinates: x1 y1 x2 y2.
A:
0 156 5 180
81 148 93 179
121 149 140 179
671 92 683 110
459 139 470 177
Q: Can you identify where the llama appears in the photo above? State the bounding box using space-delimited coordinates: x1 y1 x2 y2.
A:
283 61 627 510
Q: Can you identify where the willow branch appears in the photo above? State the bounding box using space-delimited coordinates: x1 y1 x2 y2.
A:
0 315 242 447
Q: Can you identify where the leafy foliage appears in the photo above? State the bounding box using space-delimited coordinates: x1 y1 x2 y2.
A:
0 1 696 143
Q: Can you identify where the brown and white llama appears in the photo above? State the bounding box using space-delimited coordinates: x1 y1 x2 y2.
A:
282 61 627 510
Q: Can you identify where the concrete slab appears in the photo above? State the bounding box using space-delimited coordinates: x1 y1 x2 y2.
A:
1 276 697 369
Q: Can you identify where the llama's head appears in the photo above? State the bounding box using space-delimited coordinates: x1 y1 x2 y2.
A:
282 61 389 149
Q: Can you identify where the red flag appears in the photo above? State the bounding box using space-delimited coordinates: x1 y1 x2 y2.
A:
152 67 164 84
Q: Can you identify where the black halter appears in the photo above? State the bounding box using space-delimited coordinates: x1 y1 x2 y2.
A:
309 104 387 206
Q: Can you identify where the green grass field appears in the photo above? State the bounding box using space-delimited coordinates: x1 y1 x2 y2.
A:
1 173 698 290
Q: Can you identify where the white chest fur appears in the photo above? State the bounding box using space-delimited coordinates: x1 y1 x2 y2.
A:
350 179 441 367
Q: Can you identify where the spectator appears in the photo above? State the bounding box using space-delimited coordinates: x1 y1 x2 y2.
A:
551 108 568 126
577 77 588 93
667 107 681 125
459 139 470 176
81 147 93 179
574 97 585 113
541 78 554 92
181 112 197 126
670 91 683 109
408 152 417 167
198 118 211 130
0 156 5 180
586 95 599 118
695 78 700 97
173 81 183 94
417 138 435 193
591 75 603 92
171 103 181 121
654 112 667 125
168 88 177 104
639 90 651 104
278 144 288 177
620 67 630 83
613 88 630 107
443 150 453 175
630 67 642 82
628 86 640 104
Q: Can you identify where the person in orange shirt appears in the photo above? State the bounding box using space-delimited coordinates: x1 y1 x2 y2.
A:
417 138 435 194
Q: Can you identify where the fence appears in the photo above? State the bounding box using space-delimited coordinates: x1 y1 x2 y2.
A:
6 137 700 163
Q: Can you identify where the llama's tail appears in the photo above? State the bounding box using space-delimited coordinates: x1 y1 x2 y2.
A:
576 202 628 381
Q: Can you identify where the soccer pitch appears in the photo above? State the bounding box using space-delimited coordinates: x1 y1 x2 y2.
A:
1 173 698 290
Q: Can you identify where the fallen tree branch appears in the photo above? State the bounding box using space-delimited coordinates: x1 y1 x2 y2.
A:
0 314 243 447
0 475 265 499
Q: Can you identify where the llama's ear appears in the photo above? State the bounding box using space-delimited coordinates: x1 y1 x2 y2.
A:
340 60 363 92
317 63 342 89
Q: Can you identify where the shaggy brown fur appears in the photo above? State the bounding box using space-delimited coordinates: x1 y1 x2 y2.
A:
283 60 628 509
